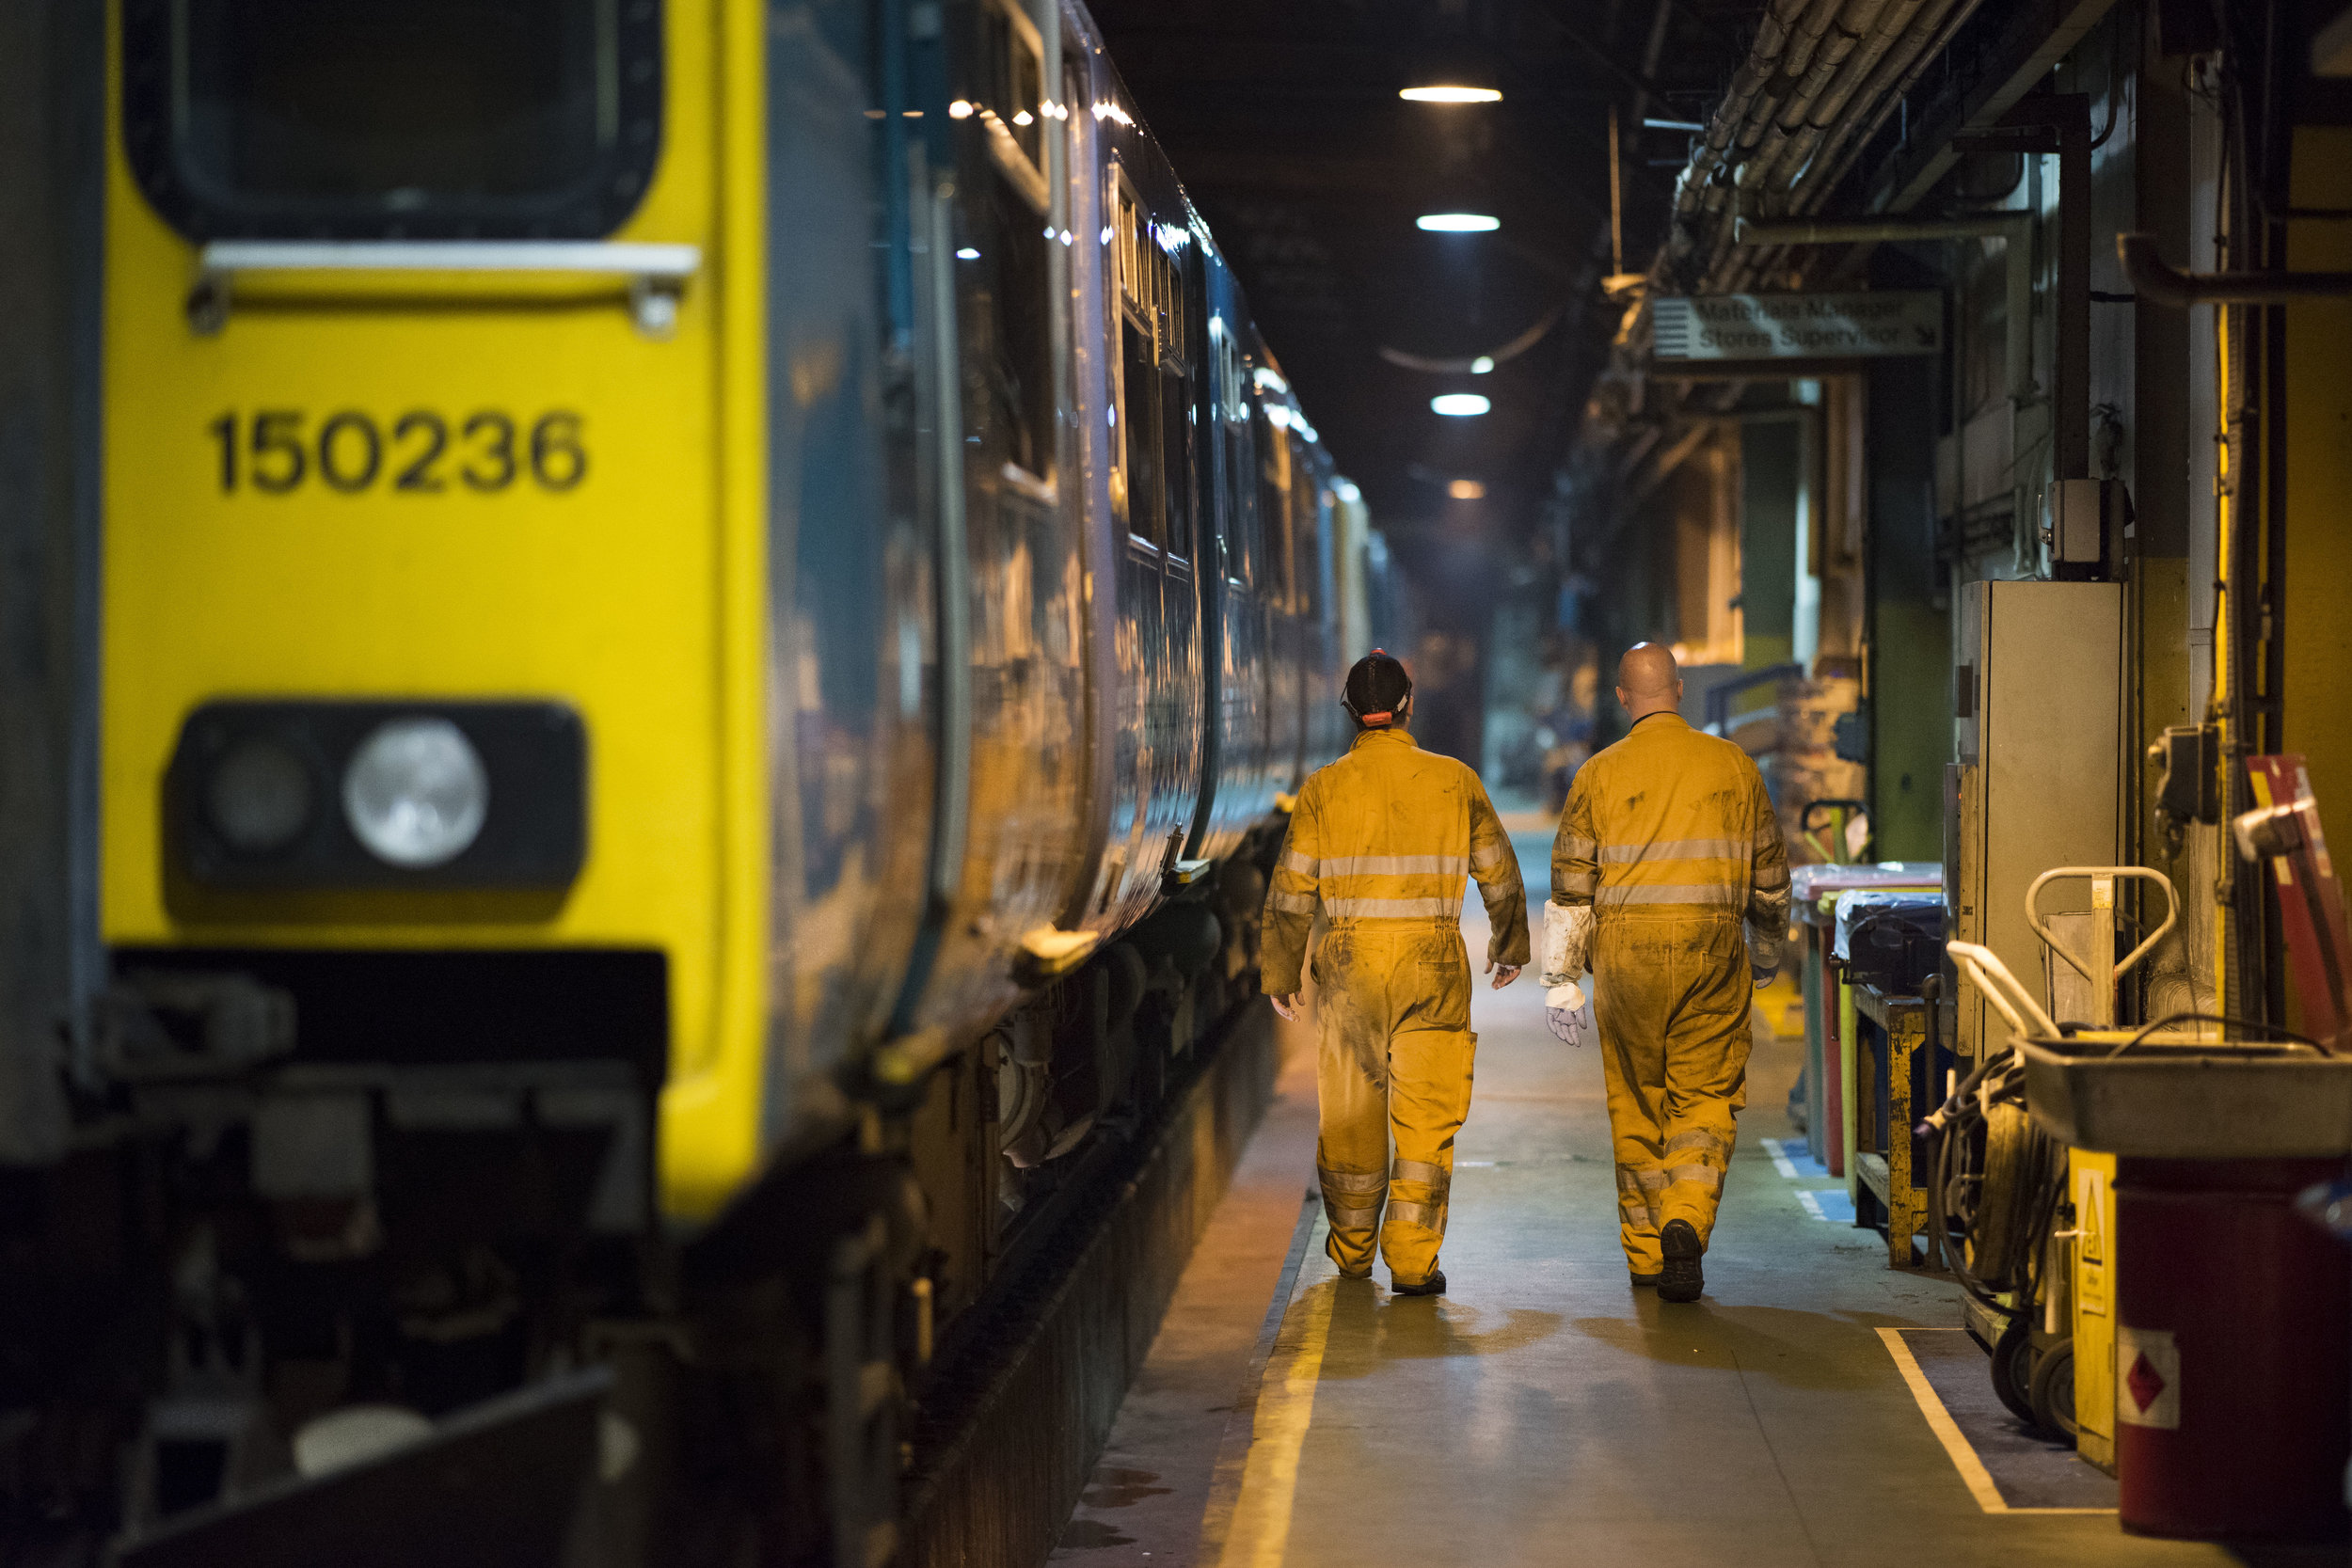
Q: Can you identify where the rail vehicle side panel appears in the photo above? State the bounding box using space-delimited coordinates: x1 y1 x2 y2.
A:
99 0 778 1217
1186 259 1272 867
1089 105 1208 935
757 0 938 1145
892 0 1096 1039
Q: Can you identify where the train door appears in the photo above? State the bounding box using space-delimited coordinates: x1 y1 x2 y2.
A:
898 0 1091 1034
1255 387 1306 803
762 0 939 1136
1185 308 1268 861
1091 168 1204 927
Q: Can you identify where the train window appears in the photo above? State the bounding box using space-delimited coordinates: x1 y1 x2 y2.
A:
1212 322 1255 588
1290 459 1320 615
119 0 661 241
1113 175 1189 556
972 0 1054 486
1254 393 1295 608
978 0 1049 210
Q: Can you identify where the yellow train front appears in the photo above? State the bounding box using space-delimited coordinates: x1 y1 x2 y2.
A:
84 0 1394 1560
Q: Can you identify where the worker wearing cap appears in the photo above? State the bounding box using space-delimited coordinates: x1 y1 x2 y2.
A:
1542 642 1788 1303
1261 652 1530 1296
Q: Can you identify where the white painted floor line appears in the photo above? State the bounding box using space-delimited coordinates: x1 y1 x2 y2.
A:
1875 1328 2119 1516
1213 1217 1337 1568
1759 1137 1800 1179
1797 1190 1828 1221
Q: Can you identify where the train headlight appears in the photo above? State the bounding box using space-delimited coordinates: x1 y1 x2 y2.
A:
342 718 489 868
206 736 312 853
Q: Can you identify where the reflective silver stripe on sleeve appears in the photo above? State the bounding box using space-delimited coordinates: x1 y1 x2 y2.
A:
1267 889 1318 913
1317 854 1470 878
1470 841 1509 873
1754 863 1790 889
1391 1159 1449 1189
1323 897 1461 918
1384 1199 1443 1227
1665 1164 1724 1194
1559 869 1598 896
1320 1168 1389 1195
1595 883 1745 908
1279 848 1315 876
1560 834 1597 861
1599 837 1745 863
1327 1204 1383 1230
1664 1129 1726 1158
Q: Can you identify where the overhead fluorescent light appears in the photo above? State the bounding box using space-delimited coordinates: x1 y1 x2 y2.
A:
1401 85 1502 103
1431 393 1491 417
1417 213 1500 232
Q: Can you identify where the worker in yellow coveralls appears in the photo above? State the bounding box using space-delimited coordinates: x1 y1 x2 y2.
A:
1261 652 1531 1296
1543 643 1789 1303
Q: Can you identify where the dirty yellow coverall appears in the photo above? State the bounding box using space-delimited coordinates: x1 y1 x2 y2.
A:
1549 713 1789 1275
1261 728 1531 1285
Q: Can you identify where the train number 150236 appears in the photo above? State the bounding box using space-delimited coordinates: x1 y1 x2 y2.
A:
207 409 588 496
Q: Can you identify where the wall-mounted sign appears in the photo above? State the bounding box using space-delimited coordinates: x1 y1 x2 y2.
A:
1653 291 1944 361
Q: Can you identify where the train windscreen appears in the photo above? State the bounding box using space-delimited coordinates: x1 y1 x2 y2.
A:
123 0 661 238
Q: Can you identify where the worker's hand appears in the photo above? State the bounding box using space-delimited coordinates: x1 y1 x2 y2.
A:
1545 983 1586 1046
1270 992 1302 1022
1486 959 1522 990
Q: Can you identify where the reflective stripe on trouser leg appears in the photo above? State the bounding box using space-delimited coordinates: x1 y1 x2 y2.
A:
1319 1166 1388 1271
1380 1026 1474 1287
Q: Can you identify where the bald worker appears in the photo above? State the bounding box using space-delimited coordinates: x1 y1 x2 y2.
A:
1541 643 1789 1302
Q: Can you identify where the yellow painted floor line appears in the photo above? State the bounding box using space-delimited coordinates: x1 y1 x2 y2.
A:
1875 1327 2118 1516
1212 1222 1338 1568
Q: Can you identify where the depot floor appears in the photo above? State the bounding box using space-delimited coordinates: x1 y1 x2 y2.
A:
1050 832 2336 1568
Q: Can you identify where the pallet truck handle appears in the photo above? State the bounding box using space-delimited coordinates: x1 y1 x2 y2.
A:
2024 866 2182 986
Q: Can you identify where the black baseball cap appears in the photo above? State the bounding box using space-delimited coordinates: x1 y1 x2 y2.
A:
1343 650 1413 726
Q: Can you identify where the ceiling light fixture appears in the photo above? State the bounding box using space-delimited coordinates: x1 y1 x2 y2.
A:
1400 85 1502 103
1431 393 1490 417
1448 479 1486 499
1417 213 1501 232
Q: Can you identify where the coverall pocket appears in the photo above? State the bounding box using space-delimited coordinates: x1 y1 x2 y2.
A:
1399 932 1472 1036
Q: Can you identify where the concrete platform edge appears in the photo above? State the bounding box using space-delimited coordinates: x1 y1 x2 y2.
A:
900 1003 1280 1568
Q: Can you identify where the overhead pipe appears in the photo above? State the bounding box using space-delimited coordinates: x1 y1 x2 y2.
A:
2118 233 2352 304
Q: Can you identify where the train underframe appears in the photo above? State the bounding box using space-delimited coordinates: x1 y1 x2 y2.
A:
0 829 1283 1567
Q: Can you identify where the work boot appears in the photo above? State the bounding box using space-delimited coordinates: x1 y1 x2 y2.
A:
1658 1220 1705 1303
1390 1267 1447 1297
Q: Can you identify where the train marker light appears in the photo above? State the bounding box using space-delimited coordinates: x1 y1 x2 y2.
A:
956 247 980 260
1470 356 1496 373
343 719 488 868
1449 479 1487 499
1417 213 1500 231
1431 393 1491 417
208 737 311 853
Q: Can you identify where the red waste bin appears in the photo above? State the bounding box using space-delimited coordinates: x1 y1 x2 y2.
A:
2116 1158 2350 1540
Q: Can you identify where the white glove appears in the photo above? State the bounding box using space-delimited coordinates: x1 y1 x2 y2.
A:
1546 982 1586 1046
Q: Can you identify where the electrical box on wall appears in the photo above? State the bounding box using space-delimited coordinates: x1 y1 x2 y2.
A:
2042 477 2128 581
1948 579 2124 1057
